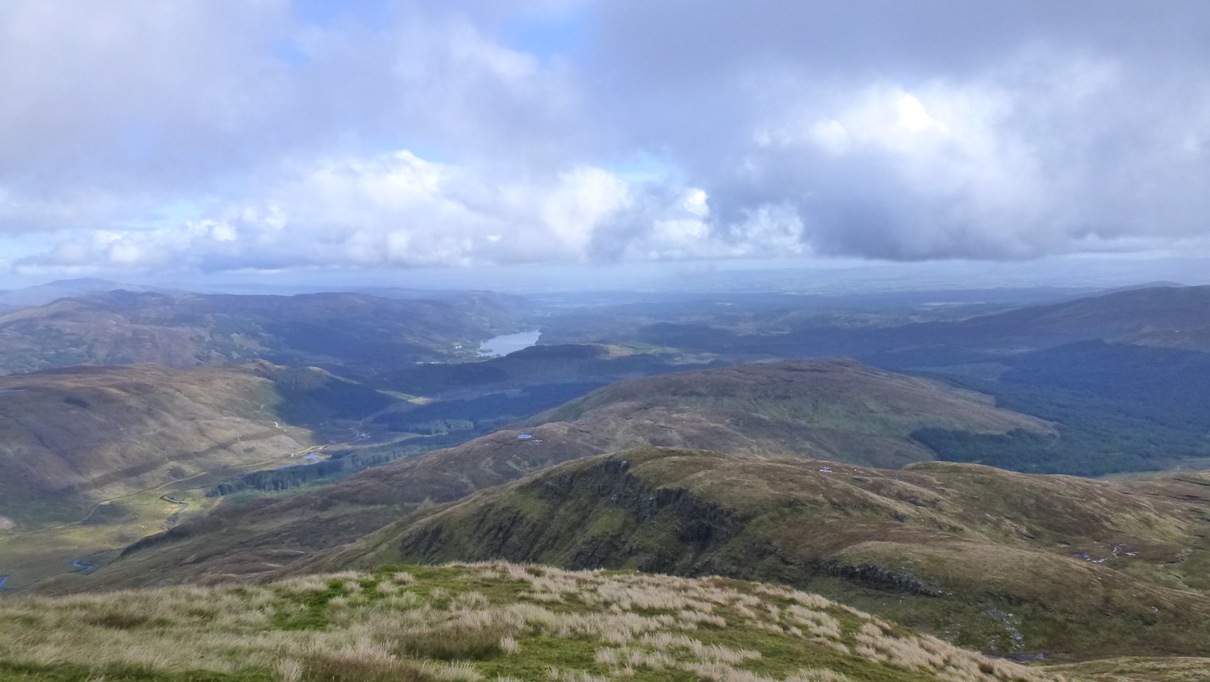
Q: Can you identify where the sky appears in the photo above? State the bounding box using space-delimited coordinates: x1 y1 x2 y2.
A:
1 1 1209 287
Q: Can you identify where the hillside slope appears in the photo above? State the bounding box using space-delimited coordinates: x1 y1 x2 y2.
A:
528 359 1050 467
614 285 1210 363
0 361 417 590
955 284 1210 350
306 448 1210 659
0 364 315 529
72 359 1050 589
0 289 528 376
0 562 1063 682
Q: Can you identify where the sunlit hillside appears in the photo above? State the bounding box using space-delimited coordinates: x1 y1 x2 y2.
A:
0 562 1065 682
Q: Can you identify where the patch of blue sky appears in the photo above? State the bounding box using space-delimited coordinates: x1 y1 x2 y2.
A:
336 132 452 166
612 149 676 184
293 0 393 28
0 232 68 281
115 123 162 162
273 39 310 67
0 231 60 258
147 200 207 226
503 9 589 61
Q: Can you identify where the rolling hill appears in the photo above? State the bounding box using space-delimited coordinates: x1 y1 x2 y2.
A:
364 343 719 445
948 284 1210 351
0 361 412 589
62 359 1049 592
602 284 1210 362
524 359 1051 467
0 289 530 376
911 340 1210 475
370 342 691 397
298 448 1210 659
561 285 1210 477
0 278 166 311
0 364 308 528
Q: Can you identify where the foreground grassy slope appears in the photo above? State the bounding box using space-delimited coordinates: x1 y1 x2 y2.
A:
309 449 1210 658
68 360 1050 589
1050 657 1210 681
0 562 1061 682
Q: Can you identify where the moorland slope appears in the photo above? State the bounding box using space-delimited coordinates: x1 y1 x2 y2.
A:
308 448 1210 659
0 364 310 529
527 359 1050 467
0 361 413 589
0 562 1065 682
74 360 1049 589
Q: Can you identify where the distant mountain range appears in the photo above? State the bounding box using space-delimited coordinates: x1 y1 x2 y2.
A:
0 278 166 311
913 283 1210 352
0 288 531 376
618 284 1210 361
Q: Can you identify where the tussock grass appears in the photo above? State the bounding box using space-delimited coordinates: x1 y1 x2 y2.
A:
399 622 511 661
1047 656 1210 681
0 562 1064 681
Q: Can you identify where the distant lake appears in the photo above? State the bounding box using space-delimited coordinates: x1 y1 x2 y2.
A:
479 330 541 357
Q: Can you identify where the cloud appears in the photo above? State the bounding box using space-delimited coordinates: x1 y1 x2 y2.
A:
2 0 1210 273
17 152 637 272
14 149 810 273
0 1 580 203
781 56 1210 260
584 2 1210 261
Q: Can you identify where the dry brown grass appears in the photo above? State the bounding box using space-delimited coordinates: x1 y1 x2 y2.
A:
0 561 1066 682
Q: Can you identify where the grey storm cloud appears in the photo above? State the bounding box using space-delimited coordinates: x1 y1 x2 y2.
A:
589 0 1210 83
584 1 1210 261
1 0 1209 273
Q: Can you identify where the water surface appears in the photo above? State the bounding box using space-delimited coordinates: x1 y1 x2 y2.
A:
479 330 541 357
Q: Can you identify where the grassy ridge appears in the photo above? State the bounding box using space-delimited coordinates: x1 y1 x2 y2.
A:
526 359 1050 467
310 448 1210 658
57 360 1051 591
0 562 1060 682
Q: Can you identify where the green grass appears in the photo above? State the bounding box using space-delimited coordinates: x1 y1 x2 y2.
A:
1049 656 1210 681
324 448 1210 659
0 563 1061 682
0 660 274 682
46 359 1059 595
